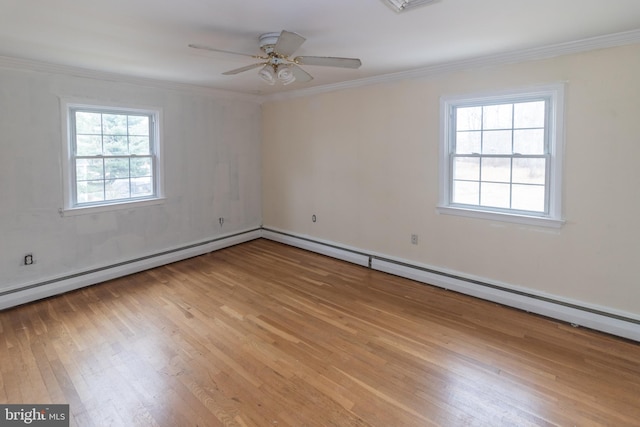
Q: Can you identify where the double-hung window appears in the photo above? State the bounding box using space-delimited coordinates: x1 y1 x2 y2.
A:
62 103 163 214
438 84 565 227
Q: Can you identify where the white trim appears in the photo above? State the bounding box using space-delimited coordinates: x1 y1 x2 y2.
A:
59 197 167 217
0 55 263 104
0 228 262 311
261 228 640 342
438 83 565 227
1 30 638 103
4 227 638 342
435 206 565 228
262 228 370 267
60 99 165 214
265 29 640 101
372 258 640 342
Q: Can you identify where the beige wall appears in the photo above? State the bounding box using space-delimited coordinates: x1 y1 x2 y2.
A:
262 43 640 316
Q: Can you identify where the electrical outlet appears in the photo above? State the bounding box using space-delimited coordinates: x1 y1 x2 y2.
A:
24 254 34 265
411 234 418 245
312 214 317 223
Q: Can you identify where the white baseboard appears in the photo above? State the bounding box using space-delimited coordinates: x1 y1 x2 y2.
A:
262 228 640 342
262 229 370 267
0 228 262 311
5 227 638 342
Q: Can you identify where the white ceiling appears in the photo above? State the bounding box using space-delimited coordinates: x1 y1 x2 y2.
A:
1 0 640 96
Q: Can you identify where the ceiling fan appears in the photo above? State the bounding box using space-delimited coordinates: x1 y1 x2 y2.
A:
189 30 362 86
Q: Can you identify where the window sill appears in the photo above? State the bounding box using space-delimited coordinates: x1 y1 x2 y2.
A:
60 197 166 217
436 205 565 228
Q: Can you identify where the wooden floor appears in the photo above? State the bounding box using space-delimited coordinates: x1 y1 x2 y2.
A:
1 239 639 426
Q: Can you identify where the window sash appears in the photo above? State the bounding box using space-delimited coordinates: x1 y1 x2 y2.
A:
449 154 550 214
447 99 551 215
69 107 157 207
438 84 564 227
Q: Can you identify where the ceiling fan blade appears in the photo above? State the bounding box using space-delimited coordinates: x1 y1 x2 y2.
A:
222 62 265 75
274 30 306 56
188 44 261 59
291 65 313 83
294 56 362 69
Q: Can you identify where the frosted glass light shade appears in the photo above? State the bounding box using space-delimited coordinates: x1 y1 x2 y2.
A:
277 65 296 85
258 65 276 85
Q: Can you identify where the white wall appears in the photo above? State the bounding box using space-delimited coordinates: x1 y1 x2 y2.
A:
262 43 640 318
0 64 262 293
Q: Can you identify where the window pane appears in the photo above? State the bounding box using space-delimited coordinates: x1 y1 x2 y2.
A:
76 159 104 181
129 136 150 155
481 182 510 208
453 157 479 181
128 115 149 136
105 178 131 200
512 184 545 212
105 158 130 179
456 107 482 131
512 158 546 184
75 112 102 134
453 180 479 205
70 107 158 207
481 158 511 183
131 177 153 197
514 101 545 128
483 104 512 130
102 114 128 135
442 86 562 222
104 135 129 155
455 131 481 154
131 157 152 178
77 180 104 203
514 129 545 155
483 130 512 154
76 135 102 156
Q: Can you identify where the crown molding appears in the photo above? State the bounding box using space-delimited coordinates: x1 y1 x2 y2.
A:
0 55 264 104
265 28 640 102
2 28 639 104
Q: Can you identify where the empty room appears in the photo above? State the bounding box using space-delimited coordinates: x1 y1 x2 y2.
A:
1 0 640 425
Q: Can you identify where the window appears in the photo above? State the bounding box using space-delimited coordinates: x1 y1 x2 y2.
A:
62 102 163 214
438 84 565 227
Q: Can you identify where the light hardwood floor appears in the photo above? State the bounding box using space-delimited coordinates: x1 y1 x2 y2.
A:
1 239 639 426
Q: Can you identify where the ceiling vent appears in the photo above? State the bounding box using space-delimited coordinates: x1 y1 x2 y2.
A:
382 0 438 12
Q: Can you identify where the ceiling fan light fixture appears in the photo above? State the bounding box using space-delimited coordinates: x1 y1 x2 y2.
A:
382 0 438 12
276 65 296 85
191 29 360 87
258 65 276 85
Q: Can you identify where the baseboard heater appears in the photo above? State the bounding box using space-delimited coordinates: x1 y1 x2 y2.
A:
261 228 640 342
0 228 262 311
3 227 638 342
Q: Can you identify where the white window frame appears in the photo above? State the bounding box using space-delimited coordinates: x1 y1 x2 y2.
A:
437 84 565 228
60 100 164 216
